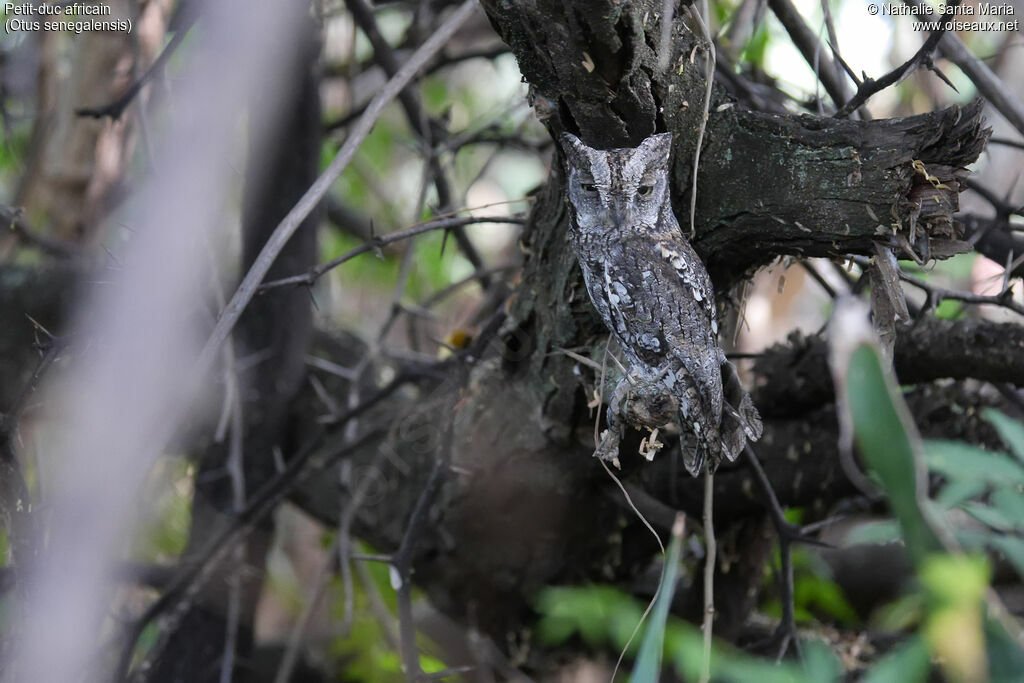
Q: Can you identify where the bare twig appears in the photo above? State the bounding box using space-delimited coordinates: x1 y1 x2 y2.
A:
835 1 961 118
767 0 850 108
902 0 1024 139
851 254 1024 317
344 0 489 286
966 178 1024 220
743 445 802 659
258 215 522 292
355 556 401 648
603 458 668 682
658 0 676 72
111 368 419 680
419 265 516 309
687 0 716 239
218 368 245 683
2 205 84 258
700 468 715 683
393 455 448 681
75 16 195 120
193 0 479 383
799 260 839 299
323 46 511 133
990 137 1024 151
905 271 1024 317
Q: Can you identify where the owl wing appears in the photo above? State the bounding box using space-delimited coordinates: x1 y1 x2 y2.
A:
657 240 762 466
595 238 721 413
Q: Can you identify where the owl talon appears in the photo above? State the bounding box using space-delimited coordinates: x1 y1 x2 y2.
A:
594 429 622 468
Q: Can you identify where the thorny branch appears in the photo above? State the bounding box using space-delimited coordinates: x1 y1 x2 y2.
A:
2 206 83 258
344 0 490 286
112 368 423 679
193 0 479 385
901 0 1024 139
834 0 961 117
849 254 1024 318
258 214 524 292
394 458 448 681
75 10 198 120
322 45 511 133
766 0 850 110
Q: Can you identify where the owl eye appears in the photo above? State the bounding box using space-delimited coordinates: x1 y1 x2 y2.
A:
638 185 653 197
581 183 597 193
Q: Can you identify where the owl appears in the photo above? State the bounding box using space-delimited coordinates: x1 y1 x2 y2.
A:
561 132 762 476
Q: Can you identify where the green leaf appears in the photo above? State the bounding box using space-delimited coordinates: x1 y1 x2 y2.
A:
983 409 1024 463
986 615 1024 683
845 344 944 564
844 519 901 545
989 536 1024 580
933 299 964 320
862 635 930 683
794 574 860 625
873 592 924 632
630 516 685 683
925 441 1024 486
936 478 987 509
962 503 1015 532
920 554 989 683
990 487 1024 529
799 640 841 682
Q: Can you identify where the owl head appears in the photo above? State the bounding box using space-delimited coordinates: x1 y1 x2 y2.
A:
560 132 673 235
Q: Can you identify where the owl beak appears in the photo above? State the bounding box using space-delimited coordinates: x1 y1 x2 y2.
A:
607 198 634 227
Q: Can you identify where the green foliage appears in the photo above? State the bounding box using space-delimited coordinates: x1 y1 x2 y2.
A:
536 333 1024 681
922 410 1024 578
631 517 684 682
739 24 771 68
861 636 931 683
834 334 1024 681
536 584 644 653
132 458 194 562
844 343 944 563
920 554 990 683
984 408 1024 462
330 542 447 681
537 581 840 682
933 299 964 320
763 547 859 626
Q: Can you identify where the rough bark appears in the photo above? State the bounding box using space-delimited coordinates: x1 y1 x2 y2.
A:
753 317 1024 417
479 0 988 285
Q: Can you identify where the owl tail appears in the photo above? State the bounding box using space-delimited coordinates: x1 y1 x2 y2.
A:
719 360 763 463
679 432 706 477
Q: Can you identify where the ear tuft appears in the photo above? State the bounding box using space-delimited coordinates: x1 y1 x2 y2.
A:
638 132 673 165
560 132 592 170
560 132 588 153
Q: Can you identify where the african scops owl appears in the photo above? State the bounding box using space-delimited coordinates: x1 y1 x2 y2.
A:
561 132 762 476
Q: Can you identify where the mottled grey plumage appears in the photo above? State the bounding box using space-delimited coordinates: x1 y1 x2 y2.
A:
561 132 762 476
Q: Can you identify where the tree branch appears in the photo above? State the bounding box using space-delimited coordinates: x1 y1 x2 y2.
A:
193 0 479 384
